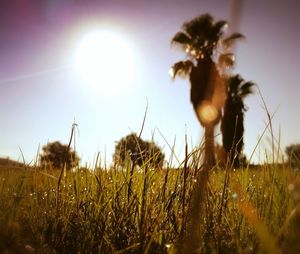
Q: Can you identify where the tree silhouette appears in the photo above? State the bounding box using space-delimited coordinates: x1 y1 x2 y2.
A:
286 144 300 168
40 141 79 170
170 13 244 168
113 133 164 168
221 75 255 167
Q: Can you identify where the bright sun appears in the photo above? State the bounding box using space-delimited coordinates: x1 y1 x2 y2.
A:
75 29 136 95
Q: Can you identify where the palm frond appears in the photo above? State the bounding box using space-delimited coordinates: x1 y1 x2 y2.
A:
228 75 243 94
212 20 228 37
183 14 213 40
171 32 191 46
173 14 232 60
170 60 194 79
218 53 235 68
223 33 245 48
240 81 255 97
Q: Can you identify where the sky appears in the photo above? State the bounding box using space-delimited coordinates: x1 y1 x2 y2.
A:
0 0 299 167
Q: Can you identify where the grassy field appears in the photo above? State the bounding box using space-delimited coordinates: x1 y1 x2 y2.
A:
0 157 299 253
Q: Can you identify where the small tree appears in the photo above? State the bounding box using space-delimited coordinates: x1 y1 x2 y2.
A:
40 141 79 170
286 144 300 168
113 133 164 168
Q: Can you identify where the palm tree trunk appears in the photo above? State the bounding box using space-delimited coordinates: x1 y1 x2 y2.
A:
177 125 215 253
204 124 216 168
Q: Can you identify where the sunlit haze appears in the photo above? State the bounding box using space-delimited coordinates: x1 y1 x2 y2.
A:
0 0 299 166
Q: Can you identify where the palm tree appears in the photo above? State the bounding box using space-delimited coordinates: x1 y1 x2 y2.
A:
221 74 255 167
170 14 244 168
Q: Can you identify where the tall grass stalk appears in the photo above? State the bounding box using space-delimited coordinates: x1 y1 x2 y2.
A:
56 123 77 216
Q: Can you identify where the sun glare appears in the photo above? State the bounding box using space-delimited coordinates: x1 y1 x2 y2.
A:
75 29 136 95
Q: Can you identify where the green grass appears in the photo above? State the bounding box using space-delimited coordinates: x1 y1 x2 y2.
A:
0 159 299 253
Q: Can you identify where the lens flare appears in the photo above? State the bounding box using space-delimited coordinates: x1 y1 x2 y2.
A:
197 101 218 124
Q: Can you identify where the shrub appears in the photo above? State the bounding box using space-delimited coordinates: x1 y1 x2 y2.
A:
40 141 79 170
286 144 300 168
113 133 164 168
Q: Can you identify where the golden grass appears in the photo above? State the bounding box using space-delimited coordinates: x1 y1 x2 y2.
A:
0 156 299 253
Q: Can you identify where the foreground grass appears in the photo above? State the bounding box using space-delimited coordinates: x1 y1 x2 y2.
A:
0 162 299 253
